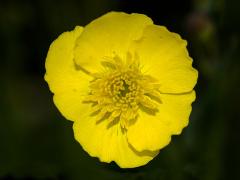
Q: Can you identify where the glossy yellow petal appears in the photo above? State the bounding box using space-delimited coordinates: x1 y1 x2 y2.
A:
45 12 198 168
74 12 153 73
73 104 158 168
45 26 92 121
127 91 196 152
130 25 198 94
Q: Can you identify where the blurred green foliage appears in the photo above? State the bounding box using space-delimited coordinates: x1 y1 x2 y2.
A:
0 0 240 179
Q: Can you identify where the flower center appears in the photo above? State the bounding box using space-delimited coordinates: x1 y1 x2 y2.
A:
83 53 161 129
108 71 140 110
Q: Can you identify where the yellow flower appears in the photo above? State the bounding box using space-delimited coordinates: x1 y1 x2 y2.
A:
44 12 198 168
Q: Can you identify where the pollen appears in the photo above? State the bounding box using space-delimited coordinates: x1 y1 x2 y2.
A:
84 53 161 129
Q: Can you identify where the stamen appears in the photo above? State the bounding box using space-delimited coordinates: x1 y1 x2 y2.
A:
84 53 162 129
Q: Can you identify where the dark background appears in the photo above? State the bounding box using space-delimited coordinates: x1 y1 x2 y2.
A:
1 0 240 179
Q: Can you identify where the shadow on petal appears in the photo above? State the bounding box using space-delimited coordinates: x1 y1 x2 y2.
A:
128 141 159 158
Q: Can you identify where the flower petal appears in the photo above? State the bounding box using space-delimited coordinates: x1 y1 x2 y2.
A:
45 26 92 121
74 12 153 73
127 91 196 152
73 104 158 168
130 25 198 94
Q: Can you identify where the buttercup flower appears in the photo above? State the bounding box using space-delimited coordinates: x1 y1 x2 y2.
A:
45 12 198 168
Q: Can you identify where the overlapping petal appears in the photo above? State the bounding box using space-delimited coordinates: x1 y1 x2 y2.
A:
45 26 91 121
73 104 158 168
130 25 198 94
127 91 196 152
74 12 153 73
